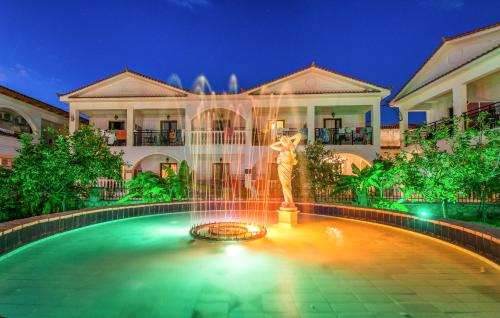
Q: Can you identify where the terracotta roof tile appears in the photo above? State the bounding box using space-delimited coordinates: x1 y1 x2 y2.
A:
243 63 390 94
58 68 191 97
0 85 88 124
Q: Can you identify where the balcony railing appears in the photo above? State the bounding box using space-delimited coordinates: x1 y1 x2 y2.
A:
134 130 184 146
315 128 373 145
252 128 308 145
463 101 499 129
0 124 32 139
190 129 246 145
404 101 499 145
100 129 127 146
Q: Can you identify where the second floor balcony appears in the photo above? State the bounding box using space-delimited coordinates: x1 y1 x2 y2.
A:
134 130 185 146
315 127 373 145
252 128 308 146
190 129 246 145
404 101 499 145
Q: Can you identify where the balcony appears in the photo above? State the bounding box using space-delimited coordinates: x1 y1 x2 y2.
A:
190 130 246 145
134 130 184 146
101 129 127 146
463 101 499 129
315 127 373 145
252 128 308 146
404 101 499 145
0 120 32 139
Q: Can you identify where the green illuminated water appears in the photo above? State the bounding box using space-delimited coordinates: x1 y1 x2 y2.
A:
0 213 499 318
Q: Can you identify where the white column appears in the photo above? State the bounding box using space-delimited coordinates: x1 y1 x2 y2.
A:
306 105 315 143
371 102 381 148
69 105 79 134
245 108 253 148
184 108 193 146
452 83 467 116
126 107 134 147
399 109 408 147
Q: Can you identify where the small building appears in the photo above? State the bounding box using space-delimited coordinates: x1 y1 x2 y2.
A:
390 22 500 145
0 86 80 168
59 64 390 180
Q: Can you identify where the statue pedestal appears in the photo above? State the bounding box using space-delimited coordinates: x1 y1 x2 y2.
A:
278 206 299 228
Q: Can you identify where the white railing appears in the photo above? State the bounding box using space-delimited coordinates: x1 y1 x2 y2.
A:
190 130 247 145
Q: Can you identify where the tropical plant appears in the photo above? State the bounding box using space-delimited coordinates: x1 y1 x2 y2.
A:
118 160 192 203
332 163 384 206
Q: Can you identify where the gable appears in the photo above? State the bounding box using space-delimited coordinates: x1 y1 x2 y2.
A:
73 74 187 98
395 25 500 100
246 66 387 95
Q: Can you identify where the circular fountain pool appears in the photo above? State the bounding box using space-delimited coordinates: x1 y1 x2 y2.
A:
0 212 498 318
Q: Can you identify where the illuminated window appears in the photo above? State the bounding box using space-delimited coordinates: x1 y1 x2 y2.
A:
160 162 177 178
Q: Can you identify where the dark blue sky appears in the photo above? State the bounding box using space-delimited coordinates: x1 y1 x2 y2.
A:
0 0 498 124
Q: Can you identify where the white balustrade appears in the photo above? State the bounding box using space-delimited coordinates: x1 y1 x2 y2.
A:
190 130 247 145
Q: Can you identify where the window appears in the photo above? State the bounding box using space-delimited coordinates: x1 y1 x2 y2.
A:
212 163 230 181
160 120 178 132
0 157 13 169
160 162 178 178
108 121 125 130
324 118 342 128
212 120 231 131
268 120 285 130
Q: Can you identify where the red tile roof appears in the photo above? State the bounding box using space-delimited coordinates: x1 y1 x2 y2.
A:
390 22 500 104
243 63 390 94
58 68 191 97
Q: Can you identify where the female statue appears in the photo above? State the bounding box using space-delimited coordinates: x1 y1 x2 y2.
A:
270 133 302 208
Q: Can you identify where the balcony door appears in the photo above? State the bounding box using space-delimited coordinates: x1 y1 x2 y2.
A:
108 121 125 130
161 120 177 132
324 118 342 128
268 120 285 130
212 119 231 131
212 162 230 183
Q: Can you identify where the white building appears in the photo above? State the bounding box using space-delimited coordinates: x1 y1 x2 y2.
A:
390 22 500 143
0 86 78 168
59 64 390 181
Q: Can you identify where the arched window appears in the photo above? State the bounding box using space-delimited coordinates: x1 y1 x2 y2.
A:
0 109 33 137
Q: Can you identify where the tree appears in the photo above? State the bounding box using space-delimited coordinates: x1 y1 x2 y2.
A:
393 117 467 218
454 113 500 221
0 167 22 221
4 126 124 217
301 142 342 201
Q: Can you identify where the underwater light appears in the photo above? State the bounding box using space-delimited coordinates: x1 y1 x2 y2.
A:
419 211 429 217
225 245 245 254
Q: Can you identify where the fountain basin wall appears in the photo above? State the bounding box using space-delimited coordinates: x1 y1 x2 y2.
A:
0 201 498 264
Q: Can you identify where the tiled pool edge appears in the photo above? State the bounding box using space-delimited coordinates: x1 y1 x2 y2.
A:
0 201 499 264
297 202 500 264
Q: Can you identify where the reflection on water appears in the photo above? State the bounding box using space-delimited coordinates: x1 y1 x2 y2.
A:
0 213 498 318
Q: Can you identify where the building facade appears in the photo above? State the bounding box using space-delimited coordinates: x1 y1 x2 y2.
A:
0 86 75 168
59 65 390 181
390 22 500 144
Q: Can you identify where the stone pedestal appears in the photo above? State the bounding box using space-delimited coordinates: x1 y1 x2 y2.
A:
278 206 299 228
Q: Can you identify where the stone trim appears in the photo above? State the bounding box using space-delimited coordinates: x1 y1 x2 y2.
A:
1 201 498 263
